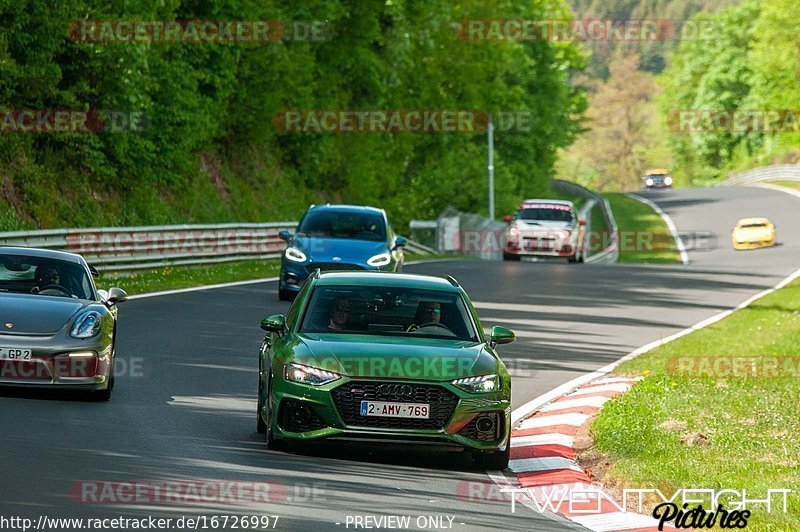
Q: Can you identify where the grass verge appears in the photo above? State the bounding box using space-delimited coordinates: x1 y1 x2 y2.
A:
583 276 800 530
97 254 454 296
603 193 681 263
767 180 800 191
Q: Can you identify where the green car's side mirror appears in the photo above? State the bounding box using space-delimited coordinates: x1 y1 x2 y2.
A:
490 326 516 346
261 314 286 333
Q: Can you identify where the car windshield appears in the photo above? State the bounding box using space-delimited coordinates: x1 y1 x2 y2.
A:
300 284 479 342
741 223 768 229
517 206 574 222
297 211 386 241
0 254 95 300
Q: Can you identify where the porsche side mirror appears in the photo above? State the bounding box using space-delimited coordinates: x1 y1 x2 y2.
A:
490 325 516 346
393 236 408 250
107 287 128 305
278 230 291 242
261 314 286 333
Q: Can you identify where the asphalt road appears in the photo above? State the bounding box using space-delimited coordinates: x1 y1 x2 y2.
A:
2 186 798 531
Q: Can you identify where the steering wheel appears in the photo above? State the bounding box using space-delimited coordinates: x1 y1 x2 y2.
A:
407 322 452 333
34 284 71 297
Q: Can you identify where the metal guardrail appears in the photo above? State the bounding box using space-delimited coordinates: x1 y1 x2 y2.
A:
551 180 619 264
0 222 432 272
722 164 800 185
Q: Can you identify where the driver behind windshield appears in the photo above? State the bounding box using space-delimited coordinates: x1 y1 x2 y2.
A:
407 302 442 332
34 264 62 293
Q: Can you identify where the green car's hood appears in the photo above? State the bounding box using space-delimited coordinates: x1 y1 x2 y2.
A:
292 333 497 380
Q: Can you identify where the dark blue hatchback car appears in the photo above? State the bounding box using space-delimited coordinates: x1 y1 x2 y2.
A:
277 204 407 300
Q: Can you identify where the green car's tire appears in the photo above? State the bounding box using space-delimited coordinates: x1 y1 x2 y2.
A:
473 446 510 470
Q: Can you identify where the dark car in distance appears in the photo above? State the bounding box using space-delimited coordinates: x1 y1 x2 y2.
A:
277 204 407 300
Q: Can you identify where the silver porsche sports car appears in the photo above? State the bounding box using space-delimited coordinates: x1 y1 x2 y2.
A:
0 247 127 400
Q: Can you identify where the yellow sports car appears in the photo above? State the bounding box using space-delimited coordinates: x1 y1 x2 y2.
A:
732 218 776 250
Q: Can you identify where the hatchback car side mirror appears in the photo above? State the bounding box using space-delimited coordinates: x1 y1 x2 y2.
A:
261 314 286 333
393 236 408 250
107 287 128 305
502 215 512 223
278 230 291 242
88 265 100 278
490 326 516 346
579 220 587 226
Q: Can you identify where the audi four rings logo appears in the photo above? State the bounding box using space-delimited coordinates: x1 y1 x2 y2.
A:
377 384 414 397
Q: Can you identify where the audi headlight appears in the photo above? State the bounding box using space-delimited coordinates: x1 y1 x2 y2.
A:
453 374 499 393
70 311 103 339
285 363 341 386
284 247 307 263
367 252 391 267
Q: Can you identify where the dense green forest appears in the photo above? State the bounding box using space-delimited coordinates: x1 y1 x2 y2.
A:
559 0 800 190
0 0 585 231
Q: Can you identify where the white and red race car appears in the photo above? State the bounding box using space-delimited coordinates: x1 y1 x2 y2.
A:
502 200 586 262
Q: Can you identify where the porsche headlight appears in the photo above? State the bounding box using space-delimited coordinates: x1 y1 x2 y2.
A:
285 363 341 386
284 247 307 263
453 374 499 394
70 311 103 339
367 253 391 267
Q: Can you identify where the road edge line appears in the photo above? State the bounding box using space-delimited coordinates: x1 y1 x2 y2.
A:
751 182 800 199
125 258 462 300
510 264 800 426
625 192 688 265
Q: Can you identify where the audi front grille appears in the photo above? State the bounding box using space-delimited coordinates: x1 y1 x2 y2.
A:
331 381 458 430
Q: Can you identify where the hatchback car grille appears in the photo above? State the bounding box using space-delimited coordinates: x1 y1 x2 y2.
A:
307 263 364 274
331 381 458 430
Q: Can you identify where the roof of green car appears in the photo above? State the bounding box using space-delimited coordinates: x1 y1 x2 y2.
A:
315 271 461 291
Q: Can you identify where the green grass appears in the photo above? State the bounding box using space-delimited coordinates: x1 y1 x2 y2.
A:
96 254 453 296
586 278 800 530
97 260 284 296
767 180 800 191
603 193 681 263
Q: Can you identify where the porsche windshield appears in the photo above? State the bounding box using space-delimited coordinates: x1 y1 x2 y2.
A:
296 211 386 241
0 254 95 300
300 285 479 342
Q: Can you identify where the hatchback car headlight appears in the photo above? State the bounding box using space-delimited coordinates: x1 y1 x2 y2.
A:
646 178 654 186
453 374 499 393
367 252 391 267
285 363 341 386
285 247 307 263
70 311 103 339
